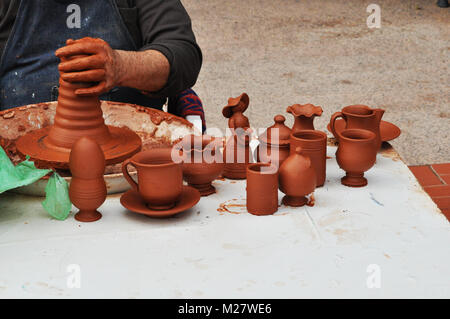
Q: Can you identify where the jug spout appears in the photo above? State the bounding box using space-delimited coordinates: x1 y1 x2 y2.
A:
373 108 385 124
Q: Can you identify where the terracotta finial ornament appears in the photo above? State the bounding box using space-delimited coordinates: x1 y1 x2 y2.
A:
286 103 323 133
222 93 253 179
15 44 142 169
278 146 316 207
180 135 225 196
69 137 106 222
256 114 291 167
336 129 377 187
222 93 250 129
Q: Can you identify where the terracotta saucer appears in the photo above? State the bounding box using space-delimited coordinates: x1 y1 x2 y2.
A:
327 120 401 142
120 185 200 218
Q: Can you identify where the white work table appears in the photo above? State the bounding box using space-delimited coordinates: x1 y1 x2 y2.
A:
0 145 449 298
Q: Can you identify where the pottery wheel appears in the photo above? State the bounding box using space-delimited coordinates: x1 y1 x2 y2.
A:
16 125 141 170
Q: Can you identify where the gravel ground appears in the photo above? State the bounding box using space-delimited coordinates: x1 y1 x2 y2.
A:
183 0 449 165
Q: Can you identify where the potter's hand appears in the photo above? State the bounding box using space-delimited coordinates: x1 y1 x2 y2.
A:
55 37 120 96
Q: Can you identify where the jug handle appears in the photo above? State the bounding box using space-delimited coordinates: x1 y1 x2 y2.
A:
121 159 139 192
330 111 345 140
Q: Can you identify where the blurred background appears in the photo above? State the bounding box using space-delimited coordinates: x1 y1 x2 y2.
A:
184 0 449 165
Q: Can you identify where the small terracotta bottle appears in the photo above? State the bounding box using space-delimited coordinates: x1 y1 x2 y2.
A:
246 163 279 215
279 147 316 207
256 115 291 167
69 137 107 222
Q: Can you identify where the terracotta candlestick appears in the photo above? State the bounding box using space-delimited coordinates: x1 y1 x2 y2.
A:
290 130 327 187
279 147 316 207
69 137 106 222
16 47 141 169
335 129 377 187
246 163 279 215
256 115 291 167
180 135 224 196
286 103 323 133
330 105 384 150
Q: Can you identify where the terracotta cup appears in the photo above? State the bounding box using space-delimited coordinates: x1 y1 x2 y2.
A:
246 163 279 215
335 129 377 187
122 148 183 210
290 130 327 187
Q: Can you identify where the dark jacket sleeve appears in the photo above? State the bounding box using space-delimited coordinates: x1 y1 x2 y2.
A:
135 0 202 98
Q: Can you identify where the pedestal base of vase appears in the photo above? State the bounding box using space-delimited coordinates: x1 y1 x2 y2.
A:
16 125 142 169
188 182 216 196
75 210 102 222
282 195 307 207
223 164 247 179
341 172 367 187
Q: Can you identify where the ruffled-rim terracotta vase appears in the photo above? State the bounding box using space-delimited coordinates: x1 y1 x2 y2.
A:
286 103 323 133
179 135 225 196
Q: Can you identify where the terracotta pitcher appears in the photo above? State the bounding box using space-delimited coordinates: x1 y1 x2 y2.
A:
330 105 384 149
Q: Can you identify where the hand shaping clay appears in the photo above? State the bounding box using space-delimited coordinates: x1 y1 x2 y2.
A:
69 137 106 222
15 44 141 169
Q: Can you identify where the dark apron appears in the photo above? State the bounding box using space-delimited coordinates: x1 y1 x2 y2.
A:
0 0 166 110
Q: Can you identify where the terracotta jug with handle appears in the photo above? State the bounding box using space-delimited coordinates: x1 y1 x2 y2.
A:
330 105 384 149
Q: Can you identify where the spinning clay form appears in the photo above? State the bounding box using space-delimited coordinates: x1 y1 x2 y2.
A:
16 45 141 169
69 137 106 222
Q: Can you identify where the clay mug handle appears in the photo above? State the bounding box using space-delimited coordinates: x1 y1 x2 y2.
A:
330 111 346 140
121 159 139 192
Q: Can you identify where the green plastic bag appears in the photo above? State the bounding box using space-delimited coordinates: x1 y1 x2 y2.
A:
0 146 71 220
0 146 51 193
42 172 72 220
